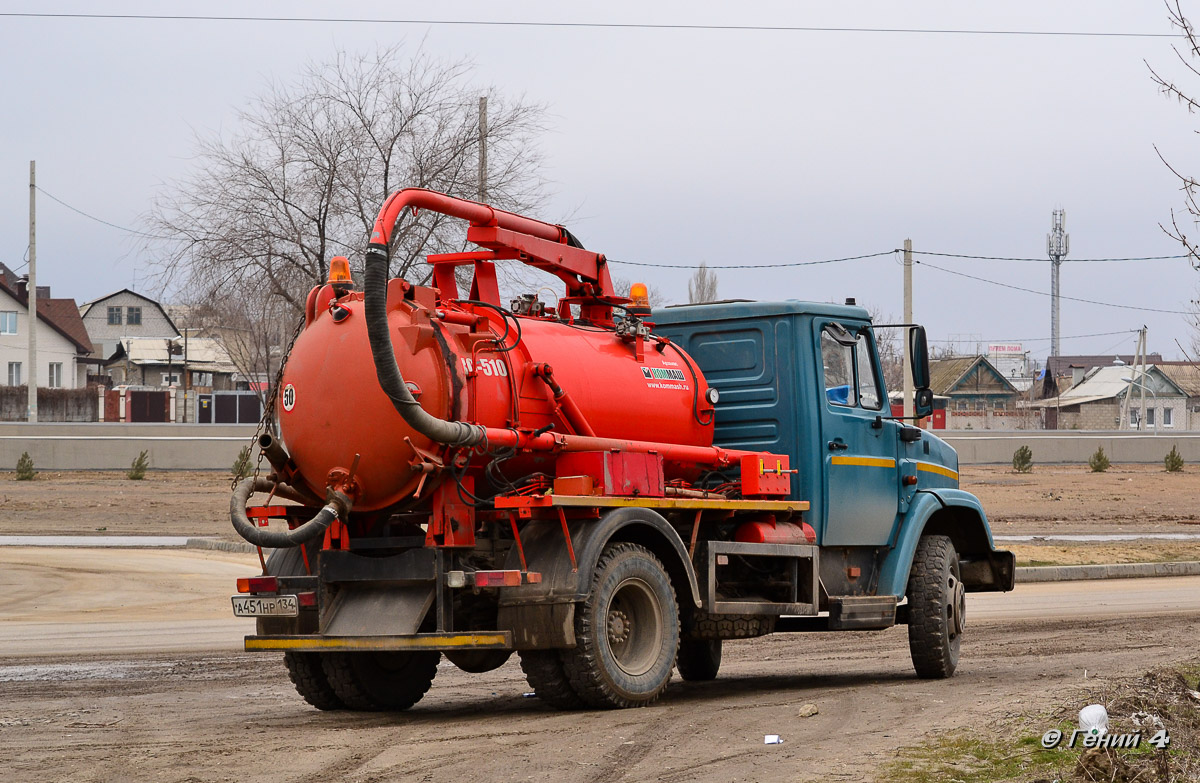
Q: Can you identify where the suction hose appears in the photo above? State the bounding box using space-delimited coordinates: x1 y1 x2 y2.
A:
364 242 485 448
230 476 351 548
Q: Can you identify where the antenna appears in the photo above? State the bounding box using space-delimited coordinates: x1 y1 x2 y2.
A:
1047 209 1069 357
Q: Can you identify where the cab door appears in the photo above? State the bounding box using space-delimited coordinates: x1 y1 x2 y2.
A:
816 321 901 546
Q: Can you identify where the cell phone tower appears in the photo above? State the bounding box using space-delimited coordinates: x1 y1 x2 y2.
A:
1047 209 1069 357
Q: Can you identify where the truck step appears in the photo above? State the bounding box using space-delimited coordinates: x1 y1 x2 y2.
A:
827 595 897 630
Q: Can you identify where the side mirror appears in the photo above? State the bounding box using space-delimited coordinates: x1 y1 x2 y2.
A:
910 326 933 418
909 326 930 389
914 388 934 419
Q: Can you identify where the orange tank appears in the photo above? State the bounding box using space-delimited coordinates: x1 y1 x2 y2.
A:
277 279 716 511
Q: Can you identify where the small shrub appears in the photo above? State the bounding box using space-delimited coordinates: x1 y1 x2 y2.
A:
15 451 36 481
1165 445 1184 473
231 445 252 482
1088 446 1110 473
1012 445 1033 474
127 450 149 480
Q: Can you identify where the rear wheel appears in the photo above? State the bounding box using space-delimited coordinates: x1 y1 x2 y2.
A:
321 651 441 711
676 639 722 681
560 543 679 709
518 650 586 709
907 535 964 679
284 652 343 710
264 543 346 710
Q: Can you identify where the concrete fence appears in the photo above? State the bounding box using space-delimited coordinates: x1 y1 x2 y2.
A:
0 423 257 470
944 431 1200 465
2 424 1200 470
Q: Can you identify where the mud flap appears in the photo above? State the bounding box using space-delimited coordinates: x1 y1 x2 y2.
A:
320 585 435 636
497 603 576 649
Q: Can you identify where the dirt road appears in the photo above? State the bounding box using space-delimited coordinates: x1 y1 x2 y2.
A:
2 548 1198 782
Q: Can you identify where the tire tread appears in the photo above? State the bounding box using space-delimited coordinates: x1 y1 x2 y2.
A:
907 534 959 679
560 543 678 709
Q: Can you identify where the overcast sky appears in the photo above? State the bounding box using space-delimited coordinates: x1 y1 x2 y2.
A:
3 1 1200 363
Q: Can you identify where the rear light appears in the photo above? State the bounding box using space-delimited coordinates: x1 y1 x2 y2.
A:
466 571 542 587
296 591 317 607
474 571 523 587
236 576 279 594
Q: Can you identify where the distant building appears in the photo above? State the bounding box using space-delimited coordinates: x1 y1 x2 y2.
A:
1045 354 1163 380
1036 365 1187 430
104 337 238 391
1155 363 1200 430
929 356 1027 430
0 275 93 389
79 289 179 362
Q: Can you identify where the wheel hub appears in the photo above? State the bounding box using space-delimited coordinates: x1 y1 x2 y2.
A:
949 575 966 636
608 609 631 645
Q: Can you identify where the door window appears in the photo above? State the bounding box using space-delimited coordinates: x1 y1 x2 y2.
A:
821 324 883 410
855 332 882 410
821 329 856 406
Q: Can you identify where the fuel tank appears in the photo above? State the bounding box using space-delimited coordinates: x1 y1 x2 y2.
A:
277 280 715 510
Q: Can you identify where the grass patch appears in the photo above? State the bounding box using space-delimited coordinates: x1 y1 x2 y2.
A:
886 660 1200 782
886 719 1073 783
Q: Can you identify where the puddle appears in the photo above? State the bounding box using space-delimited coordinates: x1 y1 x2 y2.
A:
0 536 191 548
0 661 179 682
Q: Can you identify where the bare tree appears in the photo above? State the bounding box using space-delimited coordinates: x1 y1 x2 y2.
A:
865 306 905 392
146 45 548 383
687 262 719 304
1148 3 1200 353
1151 1 1200 266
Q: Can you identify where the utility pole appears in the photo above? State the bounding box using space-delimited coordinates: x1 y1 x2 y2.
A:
902 238 913 420
27 161 38 423
478 96 488 203
1047 209 1069 357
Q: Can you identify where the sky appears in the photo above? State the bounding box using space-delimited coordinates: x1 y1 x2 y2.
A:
3 1 1200 364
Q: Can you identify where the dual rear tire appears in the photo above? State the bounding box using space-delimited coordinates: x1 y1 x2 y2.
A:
266 546 440 712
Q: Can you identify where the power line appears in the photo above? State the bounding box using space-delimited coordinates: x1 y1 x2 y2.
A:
34 186 166 240
0 13 1178 38
916 259 1193 315
610 250 894 269
911 250 1190 263
928 329 1138 344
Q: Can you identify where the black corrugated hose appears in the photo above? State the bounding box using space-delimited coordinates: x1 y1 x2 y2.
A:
363 242 485 448
229 477 351 548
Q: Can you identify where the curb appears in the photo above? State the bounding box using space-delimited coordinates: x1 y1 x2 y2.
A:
184 538 1200 584
1015 561 1200 583
186 538 259 554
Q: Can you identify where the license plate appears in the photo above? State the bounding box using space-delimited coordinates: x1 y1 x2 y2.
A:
231 594 299 617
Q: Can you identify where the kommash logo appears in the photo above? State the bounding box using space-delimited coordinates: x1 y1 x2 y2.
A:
640 366 689 390
641 367 686 381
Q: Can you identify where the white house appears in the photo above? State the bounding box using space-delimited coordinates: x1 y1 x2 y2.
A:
0 277 94 389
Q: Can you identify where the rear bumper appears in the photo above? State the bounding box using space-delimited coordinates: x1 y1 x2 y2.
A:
245 631 512 652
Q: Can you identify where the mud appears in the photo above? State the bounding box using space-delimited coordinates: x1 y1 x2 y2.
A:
1 614 1197 783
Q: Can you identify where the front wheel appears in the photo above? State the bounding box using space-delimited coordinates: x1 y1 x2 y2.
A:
561 543 679 708
906 535 965 679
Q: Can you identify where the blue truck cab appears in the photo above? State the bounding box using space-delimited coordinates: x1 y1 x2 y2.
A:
654 299 1014 676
